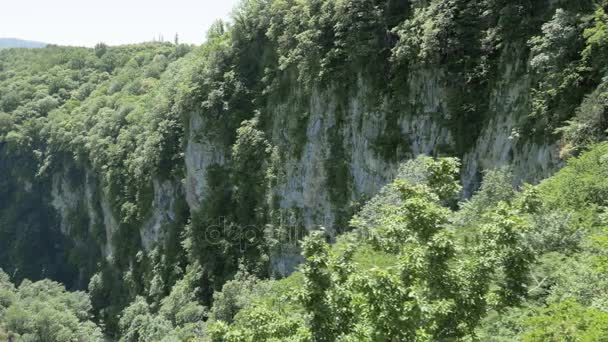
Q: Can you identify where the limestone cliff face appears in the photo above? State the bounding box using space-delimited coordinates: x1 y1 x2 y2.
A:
185 114 228 211
47 43 561 278
183 46 560 239
51 170 114 258
461 45 561 196
50 169 183 268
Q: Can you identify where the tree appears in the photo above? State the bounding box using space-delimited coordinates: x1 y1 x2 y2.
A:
299 231 336 342
296 158 532 341
0 273 104 342
522 300 608 341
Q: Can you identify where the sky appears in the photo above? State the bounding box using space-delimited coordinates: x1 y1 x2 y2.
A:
0 0 241 47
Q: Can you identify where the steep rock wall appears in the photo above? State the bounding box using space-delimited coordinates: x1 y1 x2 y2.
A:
50 166 185 284
184 47 560 240
46 46 562 279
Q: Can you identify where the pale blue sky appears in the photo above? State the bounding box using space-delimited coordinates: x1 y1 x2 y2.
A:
0 0 241 46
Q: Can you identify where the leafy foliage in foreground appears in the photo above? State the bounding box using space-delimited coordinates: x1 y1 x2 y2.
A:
2 148 608 341
0 269 103 341
206 145 608 341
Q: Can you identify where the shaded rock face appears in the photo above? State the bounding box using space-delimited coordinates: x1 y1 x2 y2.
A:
185 114 228 211
461 45 561 196
51 169 182 258
51 170 113 257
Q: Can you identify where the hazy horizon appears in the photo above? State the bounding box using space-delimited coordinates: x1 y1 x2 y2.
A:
0 0 240 47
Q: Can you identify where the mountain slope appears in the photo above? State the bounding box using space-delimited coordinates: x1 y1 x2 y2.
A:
0 38 46 49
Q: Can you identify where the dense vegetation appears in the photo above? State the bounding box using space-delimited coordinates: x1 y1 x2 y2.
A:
0 269 103 341
2 0 608 340
3 148 608 340
203 148 608 340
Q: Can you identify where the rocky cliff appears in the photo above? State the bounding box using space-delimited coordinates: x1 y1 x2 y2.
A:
4 1 601 319
47 45 561 279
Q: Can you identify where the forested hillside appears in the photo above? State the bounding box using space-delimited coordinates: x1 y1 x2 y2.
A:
1 0 608 340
